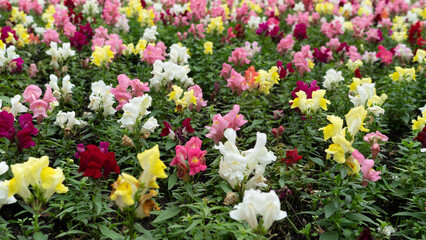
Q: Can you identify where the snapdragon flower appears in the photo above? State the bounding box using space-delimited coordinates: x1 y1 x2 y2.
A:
230 189 287 233
88 80 116 117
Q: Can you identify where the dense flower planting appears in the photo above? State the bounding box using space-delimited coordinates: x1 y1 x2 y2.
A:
0 0 425 239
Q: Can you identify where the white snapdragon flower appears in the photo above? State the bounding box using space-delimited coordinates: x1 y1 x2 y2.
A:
48 74 74 100
54 111 84 130
10 95 28 117
0 162 17 209
377 225 396 237
323 69 344 90
114 14 130 32
82 0 100 18
215 129 247 188
0 46 19 67
349 83 376 107
59 43 75 60
247 16 261 29
368 105 385 117
242 132 276 174
245 164 267 190
362 51 378 64
168 44 190 65
293 2 305 12
142 26 158 42
118 95 152 130
45 42 61 68
88 81 116 117
140 117 159 134
230 189 287 231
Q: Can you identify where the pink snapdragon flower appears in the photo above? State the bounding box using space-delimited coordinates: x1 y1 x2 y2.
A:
30 100 48 121
53 7 69 29
220 63 233 79
23 85 56 122
326 38 341 51
363 131 388 160
206 105 248 143
63 22 77 38
361 159 381 187
105 34 126 56
187 85 207 112
42 29 61 45
102 0 121 25
142 45 165 65
226 69 249 95
171 137 207 178
292 52 310 76
352 149 381 186
277 34 295 55
111 74 150 110
28 63 38 78
320 20 343 38
228 47 250 67
376 45 393 65
365 28 383 43
23 85 42 104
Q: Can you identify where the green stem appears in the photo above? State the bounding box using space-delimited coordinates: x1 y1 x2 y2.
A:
126 208 135 240
32 199 41 233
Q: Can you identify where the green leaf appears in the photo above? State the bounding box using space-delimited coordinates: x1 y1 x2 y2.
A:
346 213 376 225
56 230 88 238
33 232 49 240
165 141 175 151
134 223 153 239
98 225 124 240
153 206 181 224
168 172 178 190
392 212 425 220
319 231 339 240
94 194 102 215
310 157 325 167
324 202 337 218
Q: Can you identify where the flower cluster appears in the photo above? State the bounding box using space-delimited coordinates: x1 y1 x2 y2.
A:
215 128 276 190
171 137 207 180
75 142 120 179
205 105 247 144
7 156 68 204
110 145 167 218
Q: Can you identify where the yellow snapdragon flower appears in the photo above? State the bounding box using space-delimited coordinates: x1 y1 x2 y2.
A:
91 45 114 67
348 77 372 91
413 49 425 64
319 115 344 141
315 2 334 15
345 106 369 137
412 113 426 130
207 17 224 35
8 156 68 204
110 173 140 210
137 145 168 189
204 41 213 55
290 90 330 115
390 67 416 82
346 59 363 72
325 129 353 164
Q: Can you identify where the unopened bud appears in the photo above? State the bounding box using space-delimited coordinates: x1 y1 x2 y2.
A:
122 135 134 148
223 191 239 206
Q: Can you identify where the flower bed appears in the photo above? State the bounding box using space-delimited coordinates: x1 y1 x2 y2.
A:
0 0 425 239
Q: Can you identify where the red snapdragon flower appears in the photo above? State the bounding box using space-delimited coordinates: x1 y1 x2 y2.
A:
78 145 120 178
414 127 426 148
293 23 308 40
0 110 16 141
281 148 303 166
